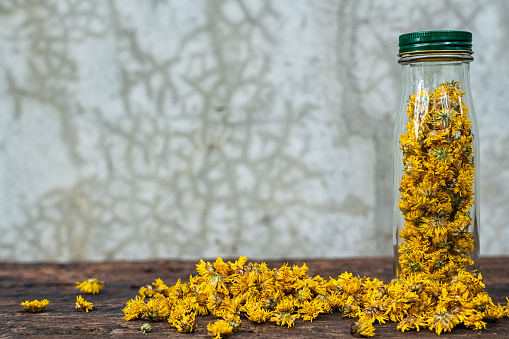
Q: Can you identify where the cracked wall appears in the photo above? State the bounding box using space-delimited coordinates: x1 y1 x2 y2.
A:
1 0 508 261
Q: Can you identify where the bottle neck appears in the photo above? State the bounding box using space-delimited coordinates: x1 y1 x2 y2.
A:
398 52 473 101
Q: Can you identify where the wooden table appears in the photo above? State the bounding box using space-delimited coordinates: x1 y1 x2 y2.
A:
1 257 508 338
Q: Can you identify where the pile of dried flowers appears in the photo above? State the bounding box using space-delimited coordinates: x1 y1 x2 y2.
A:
122 256 507 337
398 81 476 280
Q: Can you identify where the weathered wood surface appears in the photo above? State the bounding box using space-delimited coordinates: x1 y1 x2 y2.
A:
1 257 508 338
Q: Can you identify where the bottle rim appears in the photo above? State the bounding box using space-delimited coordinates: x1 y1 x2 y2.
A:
398 51 474 64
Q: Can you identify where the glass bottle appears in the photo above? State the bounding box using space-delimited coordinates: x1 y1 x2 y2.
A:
393 31 479 279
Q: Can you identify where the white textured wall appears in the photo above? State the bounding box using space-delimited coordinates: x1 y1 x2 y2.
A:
1 0 508 261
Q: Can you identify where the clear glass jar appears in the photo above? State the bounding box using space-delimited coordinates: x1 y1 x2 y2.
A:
393 31 479 279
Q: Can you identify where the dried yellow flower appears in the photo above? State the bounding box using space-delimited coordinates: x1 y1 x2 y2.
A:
207 319 233 339
170 310 197 333
243 298 272 323
21 299 49 313
123 295 145 321
139 278 171 297
351 315 376 337
143 293 170 321
75 295 93 312
76 277 104 295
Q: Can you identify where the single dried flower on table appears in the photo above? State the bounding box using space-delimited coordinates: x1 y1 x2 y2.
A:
21 299 49 312
123 295 146 321
75 295 93 312
207 319 234 339
76 277 104 294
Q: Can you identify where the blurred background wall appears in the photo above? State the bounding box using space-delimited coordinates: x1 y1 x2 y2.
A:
0 0 508 262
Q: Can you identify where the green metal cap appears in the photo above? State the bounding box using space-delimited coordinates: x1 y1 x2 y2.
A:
398 30 472 54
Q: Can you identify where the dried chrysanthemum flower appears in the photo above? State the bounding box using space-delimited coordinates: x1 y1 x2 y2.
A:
396 315 427 332
139 284 157 298
270 312 300 328
222 314 241 333
141 293 170 322
75 295 93 312
21 299 49 313
140 278 171 297
207 319 233 339
76 277 104 295
166 295 198 333
351 316 375 337
123 295 145 321
428 308 458 335
171 311 197 333
243 298 272 323
269 295 301 327
297 299 324 322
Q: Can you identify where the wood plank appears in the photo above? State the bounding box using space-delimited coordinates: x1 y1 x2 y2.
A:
1 257 508 337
